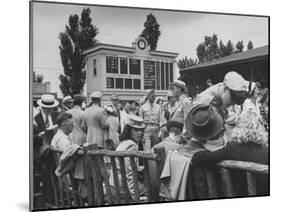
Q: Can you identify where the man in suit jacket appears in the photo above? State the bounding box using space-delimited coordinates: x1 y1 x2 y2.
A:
152 121 183 155
33 94 59 149
84 91 107 147
169 80 192 142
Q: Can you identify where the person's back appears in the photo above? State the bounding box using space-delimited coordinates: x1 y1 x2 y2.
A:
107 115 120 146
68 106 87 146
153 136 181 155
84 104 106 147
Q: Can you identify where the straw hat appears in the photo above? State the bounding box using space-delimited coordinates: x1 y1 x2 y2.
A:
127 115 145 129
37 94 59 108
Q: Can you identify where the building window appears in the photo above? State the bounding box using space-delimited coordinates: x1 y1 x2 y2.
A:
144 60 156 90
156 62 160 90
129 59 141 75
125 78 132 89
120 58 128 74
116 78 124 89
160 62 165 90
165 62 169 90
106 56 118 73
169 63 173 83
133 79 141 89
93 59 97 76
106 77 114 88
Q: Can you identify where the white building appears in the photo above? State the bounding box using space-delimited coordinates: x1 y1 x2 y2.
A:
83 37 178 105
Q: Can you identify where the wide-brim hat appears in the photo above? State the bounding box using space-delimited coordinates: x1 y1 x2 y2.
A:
37 94 59 108
170 80 188 93
127 114 145 129
186 104 224 141
223 71 249 92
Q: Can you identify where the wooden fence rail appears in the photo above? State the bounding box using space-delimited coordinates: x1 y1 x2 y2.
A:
34 147 269 210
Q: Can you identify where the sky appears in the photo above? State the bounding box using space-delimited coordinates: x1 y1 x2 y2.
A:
32 1 268 97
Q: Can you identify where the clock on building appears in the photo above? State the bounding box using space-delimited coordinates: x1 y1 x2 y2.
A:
137 39 146 50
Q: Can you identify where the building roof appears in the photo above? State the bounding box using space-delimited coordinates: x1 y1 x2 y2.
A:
180 45 268 73
83 42 178 58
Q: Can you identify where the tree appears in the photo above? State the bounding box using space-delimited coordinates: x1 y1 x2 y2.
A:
196 33 220 63
33 71 44 83
247 40 254 50
224 40 234 56
58 8 99 96
140 13 161 50
177 57 198 69
235 41 244 53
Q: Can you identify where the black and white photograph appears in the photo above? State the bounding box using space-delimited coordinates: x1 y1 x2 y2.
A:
30 0 269 211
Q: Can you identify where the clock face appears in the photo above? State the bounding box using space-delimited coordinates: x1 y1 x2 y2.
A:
137 39 146 50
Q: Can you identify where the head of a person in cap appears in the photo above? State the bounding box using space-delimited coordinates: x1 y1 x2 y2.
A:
186 104 225 142
166 121 184 143
37 94 59 116
146 89 155 104
170 79 188 99
62 95 74 111
223 71 249 106
111 93 119 108
90 91 102 106
73 94 85 108
105 106 115 116
57 112 73 136
120 114 145 144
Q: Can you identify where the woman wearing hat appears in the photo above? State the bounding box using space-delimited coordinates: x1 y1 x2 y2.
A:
109 114 147 199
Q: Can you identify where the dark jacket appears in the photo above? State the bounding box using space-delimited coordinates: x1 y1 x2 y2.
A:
191 142 268 196
33 111 58 149
34 111 58 135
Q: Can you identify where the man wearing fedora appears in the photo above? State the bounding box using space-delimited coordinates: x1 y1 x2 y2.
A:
160 104 225 200
84 91 108 147
67 94 87 146
169 79 192 142
140 89 161 151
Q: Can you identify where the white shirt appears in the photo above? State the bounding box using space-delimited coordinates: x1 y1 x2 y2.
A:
51 129 73 152
120 110 131 133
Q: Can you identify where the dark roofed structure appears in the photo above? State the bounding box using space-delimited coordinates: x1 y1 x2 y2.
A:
179 45 269 97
